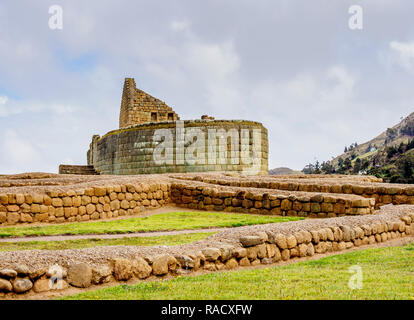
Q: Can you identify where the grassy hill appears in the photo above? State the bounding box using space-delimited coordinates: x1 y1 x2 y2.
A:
330 111 414 167
303 112 414 183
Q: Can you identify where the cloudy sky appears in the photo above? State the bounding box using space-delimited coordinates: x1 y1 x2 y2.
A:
1 0 414 174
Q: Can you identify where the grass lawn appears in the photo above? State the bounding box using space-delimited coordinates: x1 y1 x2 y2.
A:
0 211 302 238
64 242 414 300
0 232 215 252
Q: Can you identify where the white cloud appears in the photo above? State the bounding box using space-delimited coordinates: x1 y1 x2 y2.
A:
389 41 414 71
0 98 76 118
0 130 41 174
1 1 414 173
170 20 191 32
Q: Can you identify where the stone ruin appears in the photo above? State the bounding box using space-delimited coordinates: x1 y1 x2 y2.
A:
119 78 180 128
60 78 269 175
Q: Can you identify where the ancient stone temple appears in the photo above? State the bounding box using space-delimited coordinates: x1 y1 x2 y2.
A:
61 78 269 175
119 78 179 128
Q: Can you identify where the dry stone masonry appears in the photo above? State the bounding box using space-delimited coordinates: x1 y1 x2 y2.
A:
0 204 413 297
0 173 382 226
173 173 414 209
2 172 413 226
87 120 269 175
77 77 270 175
119 78 179 128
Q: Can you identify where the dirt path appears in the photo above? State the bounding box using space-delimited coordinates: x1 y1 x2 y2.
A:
19 235 414 300
0 227 227 243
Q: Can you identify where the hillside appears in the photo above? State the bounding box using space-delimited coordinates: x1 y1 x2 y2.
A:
303 112 414 183
332 112 414 165
268 167 302 175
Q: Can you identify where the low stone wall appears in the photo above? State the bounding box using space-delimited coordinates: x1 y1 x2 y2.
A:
175 175 414 209
0 183 170 225
0 206 412 297
58 165 98 175
0 178 377 225
170 182 375 217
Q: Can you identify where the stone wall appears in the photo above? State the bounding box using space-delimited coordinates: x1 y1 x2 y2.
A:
0 183 170 225
175 175 414 209
170 182 375 217
1 206 412 296
58 165 98 175
119 78 179 128
88 120 269 175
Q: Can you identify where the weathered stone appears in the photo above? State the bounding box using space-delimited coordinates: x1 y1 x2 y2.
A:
256 244 267 259
7 212 20 224
215 261 225 270
274 233 288 249
202 248 221 261
32 279 49 293
92 266 113 284
340 225 352 241
219 245 235 261
246 246 258 259
345 242 354 249
298 243 308 257
251 259 261 266
239 257 251 266
301 230 312 243
13 264 30 276
225 258 238 269
0 278 12 292
294 232 305 244
113 258 133 281
315 242 327 254
261 258 274 265
203 262 217 271
325 228 334 241
13 278 33 293
34 278 69 293
307 243 315 256
309 230 319 243
152 255 174 275
174 255 195 269
286 235 297 249
265 243 277 258
67 263 92 288
281 249 290 261
290 247 299 258
0 269 17 278
234 248 247 258
239 235 264 247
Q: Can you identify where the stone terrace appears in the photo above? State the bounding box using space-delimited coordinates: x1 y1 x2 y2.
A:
0 172 399 226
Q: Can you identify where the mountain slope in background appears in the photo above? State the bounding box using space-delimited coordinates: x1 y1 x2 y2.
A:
331 111 414 166
269 167 302 175
303 112 414 183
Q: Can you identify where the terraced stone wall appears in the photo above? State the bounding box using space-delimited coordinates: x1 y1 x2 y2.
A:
0 183 170 226
58 165 98 175
1 207 412 296
176 175 414 209
170 182 375 217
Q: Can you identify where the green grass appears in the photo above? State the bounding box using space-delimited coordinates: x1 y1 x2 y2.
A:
352 149 377 163
0 211 302 238
64 243 414 300
0 232 215 252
